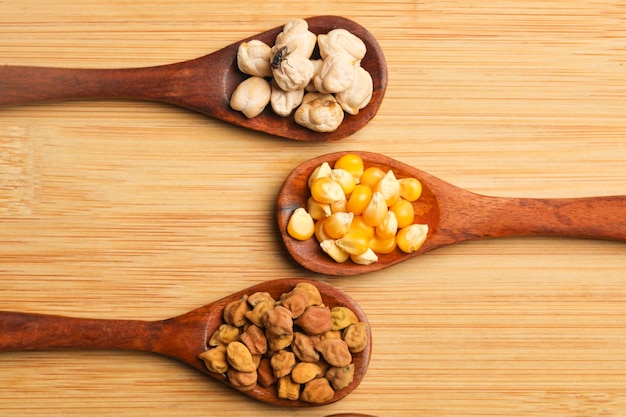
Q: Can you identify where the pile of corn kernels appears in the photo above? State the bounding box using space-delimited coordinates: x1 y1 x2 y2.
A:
287 153 429 265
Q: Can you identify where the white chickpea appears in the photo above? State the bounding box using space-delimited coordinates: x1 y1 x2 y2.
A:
271 51 315 92
318 28 367 61
274 19 317 58
336 66 373 115
236 40 272 78
294 92 344 132
229 76 271 118
315 53 358 94
270 81 305 117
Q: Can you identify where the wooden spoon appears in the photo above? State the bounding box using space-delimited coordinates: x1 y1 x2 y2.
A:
0 278 371 407
0 16 387 142
277 151 626 276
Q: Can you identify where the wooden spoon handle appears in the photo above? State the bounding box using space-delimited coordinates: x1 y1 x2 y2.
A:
463 195 626 241
0 310 159 352
0 64 177 106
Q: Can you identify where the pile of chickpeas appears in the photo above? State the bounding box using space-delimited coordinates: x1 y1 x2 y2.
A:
199 282 368 404
230 19 374 132
287 153 429 265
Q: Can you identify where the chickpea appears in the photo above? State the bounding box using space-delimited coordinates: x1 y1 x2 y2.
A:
292 332 321 363
198 345 228 374
223 295 250 327
226 341 257 373
240 324 268 355
301 377 335 404
330 306 359 331
277 375 301 401
326 364 355 390
315 338 352 368
208 323 241 346
271 349 296 378
227 368 258 391
342 322 369 353
291 362 323 384
295 305 333 335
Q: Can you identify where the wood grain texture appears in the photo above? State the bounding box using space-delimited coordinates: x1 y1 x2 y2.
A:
1 1 625 416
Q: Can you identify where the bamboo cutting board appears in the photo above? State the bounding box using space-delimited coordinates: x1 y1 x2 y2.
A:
1 1 625 416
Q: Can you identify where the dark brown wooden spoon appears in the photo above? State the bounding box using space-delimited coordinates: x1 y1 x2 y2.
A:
277 151 626 276
326 414 377 417
0 278 371 407
0 16 386 142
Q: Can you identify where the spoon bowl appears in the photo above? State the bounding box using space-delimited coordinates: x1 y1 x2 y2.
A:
0 278 371 407
277 151 626 275
0 16 387 141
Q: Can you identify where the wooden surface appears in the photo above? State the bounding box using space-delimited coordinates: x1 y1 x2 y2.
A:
1 1 625 416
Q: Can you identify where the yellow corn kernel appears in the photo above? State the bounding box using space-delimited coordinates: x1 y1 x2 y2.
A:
335 230 370 256
314 219 333 243
399 177 422 202
320 239 350 263
310 177 345 204
307 197 331 220
349 215 375 240
390 198 415 229
359 166 385 189
287 207 315 240
375 210 398 240
346 184 373 215
307 162 332 189
396 223 429 253
330 198 348 213
334 153 364 181
323 211 353 239
350 248 378 265
369 234 397 254
373 170 400 207
330 168 356 195
362 192 387 227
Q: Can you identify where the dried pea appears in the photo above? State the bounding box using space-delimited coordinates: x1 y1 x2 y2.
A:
342 322 369 353
301 377 335 404
291 362 323 384
326 364 355 390
277 375 301 400
330 306 359 331
226 341 257 373
198 345 229 374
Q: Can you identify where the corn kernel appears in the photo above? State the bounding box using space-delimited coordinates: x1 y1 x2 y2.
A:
310 177 345 204
396 224 429 253
330 168 356 195
359 166 385 189
307 197 331 220
324 211 353 239
362 192 387 227
350 248 378 265
346 184 372 215
320 240 350 263
375 210 398 240
335 230 370 256
330 198 348 213
374 170 400 207
390 198 415 229
307 162 332 189
369 234 397 254
334 153 364 181
399 177 422 202
349 215 375 240
287 207 315 240
314 219 333 243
